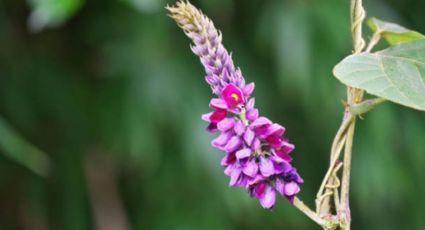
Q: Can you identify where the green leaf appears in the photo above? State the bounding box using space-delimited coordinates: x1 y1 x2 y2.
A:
27 0 84 32
368 17 425 45
0 117 51 176
333 39 425 111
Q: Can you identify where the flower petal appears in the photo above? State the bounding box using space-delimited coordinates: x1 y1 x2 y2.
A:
243 159 258 177
217 117 235 132
234 120 246 136
211 132 232 149
242 82 255 96
206 123 218 133
273 148 293 162
246 109 259 121
246 98 255 110
209 98 228 110
247 174 265 187
201 112 213 122
265 135 282 148
234 175 248 187
243 128 255 146
236 148 251 159
275 179 285 196
281 142 295 155
264 124 285 137
221 84 245 108
259 157 275 177
209 109 227 123
229 167 242 186
259 186 276 209
250 117 271 129
251 138 261 151
253 182 266 198
224 136 242 153
284 182 300 196
273 160 291 174
224 164 234 176
221 151 236 167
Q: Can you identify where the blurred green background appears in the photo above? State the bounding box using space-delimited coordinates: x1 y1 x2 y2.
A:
0 0 425 229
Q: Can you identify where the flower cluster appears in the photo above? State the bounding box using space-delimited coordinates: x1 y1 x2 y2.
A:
167 1 303 209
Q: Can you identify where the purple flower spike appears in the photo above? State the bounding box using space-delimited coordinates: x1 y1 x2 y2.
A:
167 1 302 209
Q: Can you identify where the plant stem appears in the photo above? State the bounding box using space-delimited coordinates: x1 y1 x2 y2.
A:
316 116 351 214
296 1 367 229
294 197 329 227
338 1 366 229
365 32 381 52
339 119 356 230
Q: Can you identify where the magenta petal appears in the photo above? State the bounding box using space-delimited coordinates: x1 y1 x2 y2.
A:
211 132 232 149
284 182 300 196
201 112 213 122
264 124 285 137
217 118 235 132
243 159 258 177
274 148 293 162
266 135 283 148
250 117 272 129
221 84 245 108
209 109 227 123
259 186 276 209
242 82 255 96
206 123 218 133
224 164 234 176
259 157 275 177
244 128 255 146
229 167 242 186
248 174 265 186
209 98 228 110
234 120 245 136
254 182 266 198
235 175 248 187
281 142 295 154
204 74 215 85
273 160 291 174
224 136 242 153
246 98 255 110
275 179 285 196
220 155 228 167
246 109 259 121
236 148 251 159
221 152 236 167
251 138 261 151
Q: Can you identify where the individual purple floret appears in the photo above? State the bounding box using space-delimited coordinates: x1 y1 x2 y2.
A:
167 1 303 209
